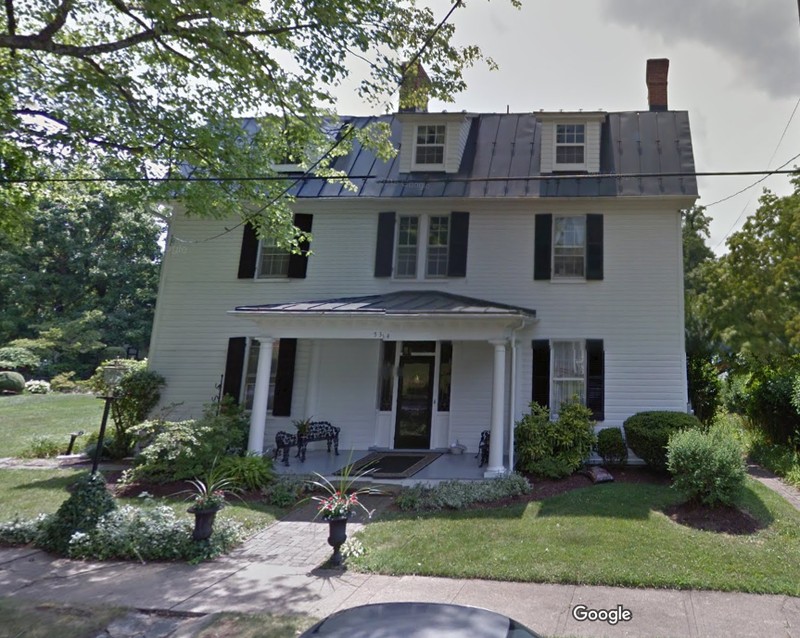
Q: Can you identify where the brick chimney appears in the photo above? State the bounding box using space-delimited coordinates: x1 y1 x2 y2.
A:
399 61 430 113
646 58 669 111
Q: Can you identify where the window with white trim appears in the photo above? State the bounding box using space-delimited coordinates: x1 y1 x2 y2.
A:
413 124 446 169
553 216 586 278
395 214 451 279
555 123 585 168
551 340 585 416
242 339 279 411
256 237 290 278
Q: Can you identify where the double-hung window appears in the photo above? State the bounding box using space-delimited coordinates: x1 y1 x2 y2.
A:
257 236 290 278
395 214 450 279
551 340 586 416
553 216 586 278
555 123 585 168
414 124 446 169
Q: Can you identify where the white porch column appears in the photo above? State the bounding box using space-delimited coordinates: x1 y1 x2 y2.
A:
248 337 274 454
485 339 507 477
305 339 320 418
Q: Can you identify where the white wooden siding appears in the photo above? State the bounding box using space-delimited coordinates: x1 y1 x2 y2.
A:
149 199 687 440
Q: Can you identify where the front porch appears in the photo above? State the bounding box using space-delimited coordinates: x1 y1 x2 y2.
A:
272 448 508 485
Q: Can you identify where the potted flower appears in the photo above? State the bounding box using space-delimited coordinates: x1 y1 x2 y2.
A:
184 467 239 541
307 462 380 567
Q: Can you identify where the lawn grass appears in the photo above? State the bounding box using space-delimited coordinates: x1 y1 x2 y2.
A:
352 478 800 596
0 468 82 520
0 599 127 638
0 393 104 457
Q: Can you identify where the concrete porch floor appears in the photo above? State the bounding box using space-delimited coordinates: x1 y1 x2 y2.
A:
271 447 506 485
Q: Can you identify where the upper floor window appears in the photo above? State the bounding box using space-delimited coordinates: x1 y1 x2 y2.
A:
375 211 468 279
555 124 585 168
414 124 446 169
553 216 586 278
257 237 290 278
394 214 451 279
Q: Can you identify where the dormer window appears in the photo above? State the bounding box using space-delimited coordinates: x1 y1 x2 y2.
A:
538 112 604 174
555 124 585 168
414 124 446 169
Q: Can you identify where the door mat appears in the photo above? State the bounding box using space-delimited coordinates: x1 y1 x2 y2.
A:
335 452 442 479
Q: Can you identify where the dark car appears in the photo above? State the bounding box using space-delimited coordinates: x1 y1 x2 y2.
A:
300 602 542 637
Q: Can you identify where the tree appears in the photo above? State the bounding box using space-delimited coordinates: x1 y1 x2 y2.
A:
1 1 517 242
681 206 721 422
0 164 162 377
696 176 800 361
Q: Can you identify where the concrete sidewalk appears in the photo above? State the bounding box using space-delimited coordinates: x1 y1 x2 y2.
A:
0 466 799 637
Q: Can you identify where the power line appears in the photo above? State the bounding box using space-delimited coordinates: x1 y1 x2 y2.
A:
3 167 798 185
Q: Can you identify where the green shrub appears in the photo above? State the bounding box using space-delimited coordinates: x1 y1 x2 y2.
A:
0 346 40 373
514 401 595 478
217 454 275 491
667 424 746 506
89 359 166 458
0 514 48 546
394 473 531 512
0 371 26 394
623 411 701 472
262 476 308 507
20 436 63 459
38 473 117 555
128 401 249 482
50 371 86 393
687 354 722 424
745 362 800 448
596 427 627 466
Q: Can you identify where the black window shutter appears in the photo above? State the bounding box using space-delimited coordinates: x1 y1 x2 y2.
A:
534 214 552 280
586 214 604 280
447 212 470 277
237 224 259 279
272 338 297 416
531 339 550 408
374 212 396 277
586 339 605 420
222 337 246 403
287 214 313 279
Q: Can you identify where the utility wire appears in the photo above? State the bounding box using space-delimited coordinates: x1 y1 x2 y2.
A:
710 96 800 250
3 167 799 185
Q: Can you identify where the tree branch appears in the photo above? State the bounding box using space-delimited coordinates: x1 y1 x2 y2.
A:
4 0 15 40
35 0 73 41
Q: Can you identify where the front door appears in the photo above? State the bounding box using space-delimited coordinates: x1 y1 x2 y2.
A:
394 356 434 449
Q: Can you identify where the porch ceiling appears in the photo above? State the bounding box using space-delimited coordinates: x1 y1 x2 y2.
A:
229 290 536 340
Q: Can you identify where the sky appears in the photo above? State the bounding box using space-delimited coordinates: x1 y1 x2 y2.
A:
333 0 800 254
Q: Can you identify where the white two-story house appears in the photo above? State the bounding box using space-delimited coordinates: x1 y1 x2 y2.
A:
148 59 697 477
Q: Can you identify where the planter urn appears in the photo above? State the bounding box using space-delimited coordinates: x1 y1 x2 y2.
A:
326 515 349 566
188 505 222 541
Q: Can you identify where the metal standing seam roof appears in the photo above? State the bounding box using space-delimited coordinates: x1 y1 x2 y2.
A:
280 111 697 199
233 290 536 318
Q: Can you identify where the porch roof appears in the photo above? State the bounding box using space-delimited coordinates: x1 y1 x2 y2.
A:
233 290 536 318
230 291 536 340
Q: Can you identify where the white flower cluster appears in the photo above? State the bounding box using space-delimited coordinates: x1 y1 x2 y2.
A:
24 380 51 394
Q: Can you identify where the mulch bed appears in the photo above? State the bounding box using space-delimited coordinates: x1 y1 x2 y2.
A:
104 463 762 535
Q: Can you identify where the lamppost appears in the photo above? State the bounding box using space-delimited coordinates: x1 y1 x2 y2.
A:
91 360 126 476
